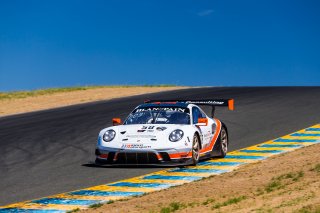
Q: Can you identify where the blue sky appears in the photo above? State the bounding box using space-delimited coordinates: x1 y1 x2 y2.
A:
0 0 319 91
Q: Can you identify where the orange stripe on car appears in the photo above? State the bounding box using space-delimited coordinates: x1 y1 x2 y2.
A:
169 151 192 159
99 153 108 159
156 153 163 160
200 119 222 154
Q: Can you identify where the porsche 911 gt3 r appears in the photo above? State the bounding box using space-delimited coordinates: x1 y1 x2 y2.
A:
95 99 234 166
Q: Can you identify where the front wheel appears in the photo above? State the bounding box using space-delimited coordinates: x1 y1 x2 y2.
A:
191 134 200 165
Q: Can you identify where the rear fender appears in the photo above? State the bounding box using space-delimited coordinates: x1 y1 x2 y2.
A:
212 121 228 156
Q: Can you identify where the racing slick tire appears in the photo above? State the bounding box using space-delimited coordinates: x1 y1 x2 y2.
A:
191 134 200 165
211 123 229 158
217 125 228 157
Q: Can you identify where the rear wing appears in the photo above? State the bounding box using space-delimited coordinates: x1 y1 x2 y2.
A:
144 99 234 117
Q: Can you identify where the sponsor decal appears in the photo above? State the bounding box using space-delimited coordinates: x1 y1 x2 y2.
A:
127 135 156 138
136 107 187 113
204 132 211 138
186 100 225 105
121 144 152 149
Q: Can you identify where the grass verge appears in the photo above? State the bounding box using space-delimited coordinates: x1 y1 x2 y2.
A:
0 85 177 100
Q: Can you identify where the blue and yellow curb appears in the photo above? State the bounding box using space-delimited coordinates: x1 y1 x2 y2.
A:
1 124 320 212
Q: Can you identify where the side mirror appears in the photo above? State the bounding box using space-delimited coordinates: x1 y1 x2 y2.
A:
197 118 208 126
112 118 122 126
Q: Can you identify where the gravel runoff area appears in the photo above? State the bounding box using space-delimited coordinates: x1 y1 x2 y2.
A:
83 143 320 213
0 86 186 116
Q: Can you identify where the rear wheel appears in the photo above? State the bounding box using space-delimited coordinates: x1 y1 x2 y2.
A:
218 126 228 157
191 134 200 165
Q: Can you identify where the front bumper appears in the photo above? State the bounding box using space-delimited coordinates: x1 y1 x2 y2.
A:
95 148 193 166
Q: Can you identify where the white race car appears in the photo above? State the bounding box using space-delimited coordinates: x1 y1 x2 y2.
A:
95 99 234 166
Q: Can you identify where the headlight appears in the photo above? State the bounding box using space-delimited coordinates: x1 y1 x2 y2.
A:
103 130 116 142
169 129 184 142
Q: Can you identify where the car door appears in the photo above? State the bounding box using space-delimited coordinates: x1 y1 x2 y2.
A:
192 106 212 148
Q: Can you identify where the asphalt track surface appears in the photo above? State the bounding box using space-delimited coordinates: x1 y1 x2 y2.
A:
0 87 319 206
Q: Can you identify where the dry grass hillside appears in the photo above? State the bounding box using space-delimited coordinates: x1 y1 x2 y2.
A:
0 86 186 116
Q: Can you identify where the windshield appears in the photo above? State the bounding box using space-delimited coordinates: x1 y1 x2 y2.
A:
124 107 190 125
